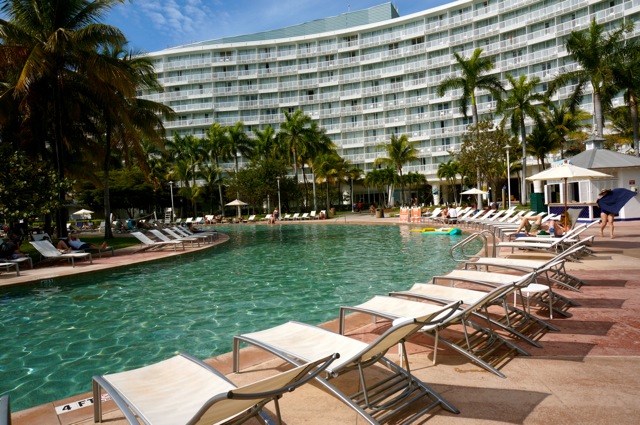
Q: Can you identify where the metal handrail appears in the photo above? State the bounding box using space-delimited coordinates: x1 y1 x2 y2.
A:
450 230 497 262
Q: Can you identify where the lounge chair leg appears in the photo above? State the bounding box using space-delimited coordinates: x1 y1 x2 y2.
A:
432 329 439 365
92 380 102 423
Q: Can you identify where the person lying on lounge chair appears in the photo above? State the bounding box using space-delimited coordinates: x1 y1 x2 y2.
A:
515 214 569 237
68 234 107 250
514 215 548 236
41 235 72 253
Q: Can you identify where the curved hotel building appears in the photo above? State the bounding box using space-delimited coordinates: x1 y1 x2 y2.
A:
142 0 640 191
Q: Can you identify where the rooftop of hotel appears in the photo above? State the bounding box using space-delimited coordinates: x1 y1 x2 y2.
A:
4 213 640 424
172 3 399 48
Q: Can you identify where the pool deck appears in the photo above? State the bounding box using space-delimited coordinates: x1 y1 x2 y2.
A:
5 214 640 424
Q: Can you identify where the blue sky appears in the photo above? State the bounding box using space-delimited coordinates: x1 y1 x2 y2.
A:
106 0 454 52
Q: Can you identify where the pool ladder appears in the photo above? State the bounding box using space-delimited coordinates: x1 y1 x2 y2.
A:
450 229 497 262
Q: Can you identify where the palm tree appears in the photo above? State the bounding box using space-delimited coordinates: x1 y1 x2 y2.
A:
437 48 504 125
225 121 254 172
498 74 547 205
313 151 345 213
436 159 460 205
437 48 503 209
278 110 315 185
542 102 590 158
373 134 419 205
253 125 281 160
346 166 363 210
549 18 632 138
403 172 427 204
0 0 129 237
611 37 640 156
303 122 336 210
526 122 558 171
205 122 232 216
198 163 223 214
166 134 204 195
92 45 172 239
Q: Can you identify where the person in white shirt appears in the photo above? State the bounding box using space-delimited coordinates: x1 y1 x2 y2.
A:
447 206 458 224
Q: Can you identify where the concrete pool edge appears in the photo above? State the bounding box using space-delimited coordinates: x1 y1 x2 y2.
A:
0 233 230 291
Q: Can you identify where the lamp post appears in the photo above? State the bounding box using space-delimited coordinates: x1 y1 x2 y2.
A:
505 146 511 209
276 177 282 215
351 177 354 212
168 181 175 222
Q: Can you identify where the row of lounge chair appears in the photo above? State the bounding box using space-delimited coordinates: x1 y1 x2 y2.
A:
87 230 590 424
130 226 218 252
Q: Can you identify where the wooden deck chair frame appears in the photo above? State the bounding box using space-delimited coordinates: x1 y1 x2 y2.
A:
233 302 462 424
93 352 338 425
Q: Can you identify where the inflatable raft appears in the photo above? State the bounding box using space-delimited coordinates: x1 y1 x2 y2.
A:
410 227 462 235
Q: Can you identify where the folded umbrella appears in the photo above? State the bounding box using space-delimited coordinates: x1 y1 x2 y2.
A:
597 188 637 215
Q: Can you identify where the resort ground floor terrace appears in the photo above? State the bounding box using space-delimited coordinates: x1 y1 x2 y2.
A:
3 214 640 424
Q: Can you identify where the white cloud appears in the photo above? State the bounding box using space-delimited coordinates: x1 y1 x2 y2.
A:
130 0 215 46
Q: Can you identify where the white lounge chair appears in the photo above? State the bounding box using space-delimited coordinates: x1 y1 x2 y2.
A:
422 207 442 224
497 223 594 255
29 241 93 267
93 352 337 425
340 290 529 378
234 302 462 424
290 213 300 220
465 242 589 292
300 213 310 220
159 229 201 247
433 265 575 318
172 226 213 243
130 232 184 251
148 229 189 249
0 262 19 276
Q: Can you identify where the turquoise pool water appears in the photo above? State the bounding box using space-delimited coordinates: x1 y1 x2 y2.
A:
0 224 472 411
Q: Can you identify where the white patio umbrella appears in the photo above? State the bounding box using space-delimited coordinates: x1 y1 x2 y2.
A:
460 188 487 208
526 163 612 227
73 209 94 215
225 199 248 217
460 188 487 195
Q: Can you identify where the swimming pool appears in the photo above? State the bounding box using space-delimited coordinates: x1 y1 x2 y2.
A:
0 224 472 411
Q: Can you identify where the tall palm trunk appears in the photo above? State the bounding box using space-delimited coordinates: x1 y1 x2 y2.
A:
520 115 527 205
325 181 330 212
214 157 224 217
292 147 301 212
103 112 114 239
53 79 67 239
631 94 639 157
312 170 318 211
594 90 604 136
